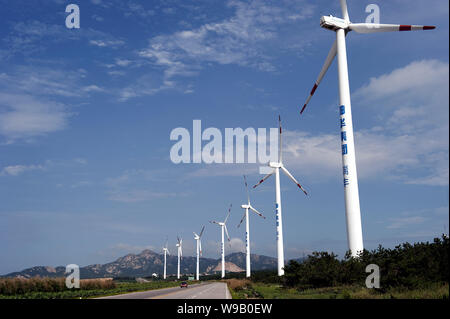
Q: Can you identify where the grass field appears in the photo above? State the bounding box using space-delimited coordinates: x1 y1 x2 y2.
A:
0 278 196 299
226 279 449 299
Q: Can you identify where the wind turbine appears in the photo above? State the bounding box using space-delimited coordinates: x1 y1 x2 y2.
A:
210 204 232 278
253 116 308 276
299 0 435 257
193 226 205 281
162 238 170 280
238 175 265 278
176 236 183 280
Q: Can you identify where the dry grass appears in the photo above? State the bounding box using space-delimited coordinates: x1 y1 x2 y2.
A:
224 279 252 291
0 277 116 295
80 278 115 290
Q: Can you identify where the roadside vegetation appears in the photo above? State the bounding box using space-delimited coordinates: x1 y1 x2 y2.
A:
227 235 449 299
228 281 448 299
2 236 447 299
0 277 195 299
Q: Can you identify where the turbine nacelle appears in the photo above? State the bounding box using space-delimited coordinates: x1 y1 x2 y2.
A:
241 204 250 209
269 161 282 168
320 15 349 31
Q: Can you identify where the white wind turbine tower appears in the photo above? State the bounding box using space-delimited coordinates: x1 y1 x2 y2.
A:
210 204 232 278
253 116 308 276
299 0 435 257
238 175 265 278
193 226 205 281
162 238 170 280
176 236 183 280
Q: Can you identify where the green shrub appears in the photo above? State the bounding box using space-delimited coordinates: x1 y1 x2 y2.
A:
284 235 449 290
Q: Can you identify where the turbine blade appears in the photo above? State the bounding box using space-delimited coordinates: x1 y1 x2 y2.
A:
340 0 350 22
300 40 337 115
224 204 232 224
249 205 266 219
199 225 205 238
237 212 246 228
280 165 308 196
349 23 436 34
278 115 282 163
253 171 274 189
243 175 250 205
193 232 199 238
199 240 202 256
224 225 231 242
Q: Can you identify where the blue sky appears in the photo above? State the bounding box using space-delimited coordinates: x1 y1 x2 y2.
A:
0 0 448 275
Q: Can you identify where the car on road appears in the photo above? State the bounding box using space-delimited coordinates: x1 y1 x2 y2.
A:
180 281 188 288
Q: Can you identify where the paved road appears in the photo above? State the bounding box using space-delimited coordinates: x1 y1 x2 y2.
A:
97 282 231 299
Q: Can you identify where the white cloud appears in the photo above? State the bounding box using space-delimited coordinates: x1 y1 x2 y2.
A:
118 73 175 101
71 181 92 188
1 20 125 60
108 70 126 76
138 0 314 80
115 59 132 67
89 39 124 48
280 59 449 186
82 85 105 93
384 206 448 231
280 127 448 186
105 169 182 202
387 216 427 229
91 15 104 22
74 158 88 165
1 164 44 176
107 190 178 203
228 237 246 253
0 93 69 142
203 237 246 256
125 2 155 18
0 66 83 98
111 243 155 253
0 66 94 142
354 59 449 185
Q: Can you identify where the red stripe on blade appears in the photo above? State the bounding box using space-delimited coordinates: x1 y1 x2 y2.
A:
399 25 412 31
300 104 307 114
423 26 436 30
310 83 318 95
297 184 307 193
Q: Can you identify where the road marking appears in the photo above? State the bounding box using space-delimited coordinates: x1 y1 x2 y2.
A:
189 283 218 299
225 283 232 299
96 283 201 299
149 283 212 299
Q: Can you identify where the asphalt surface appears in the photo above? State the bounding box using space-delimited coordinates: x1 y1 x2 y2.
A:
96 282 231 299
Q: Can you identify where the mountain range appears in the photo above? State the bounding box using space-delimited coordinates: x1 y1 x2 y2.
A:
1 250 299 279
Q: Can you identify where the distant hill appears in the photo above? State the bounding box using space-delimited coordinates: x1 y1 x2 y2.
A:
1 250 304 279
